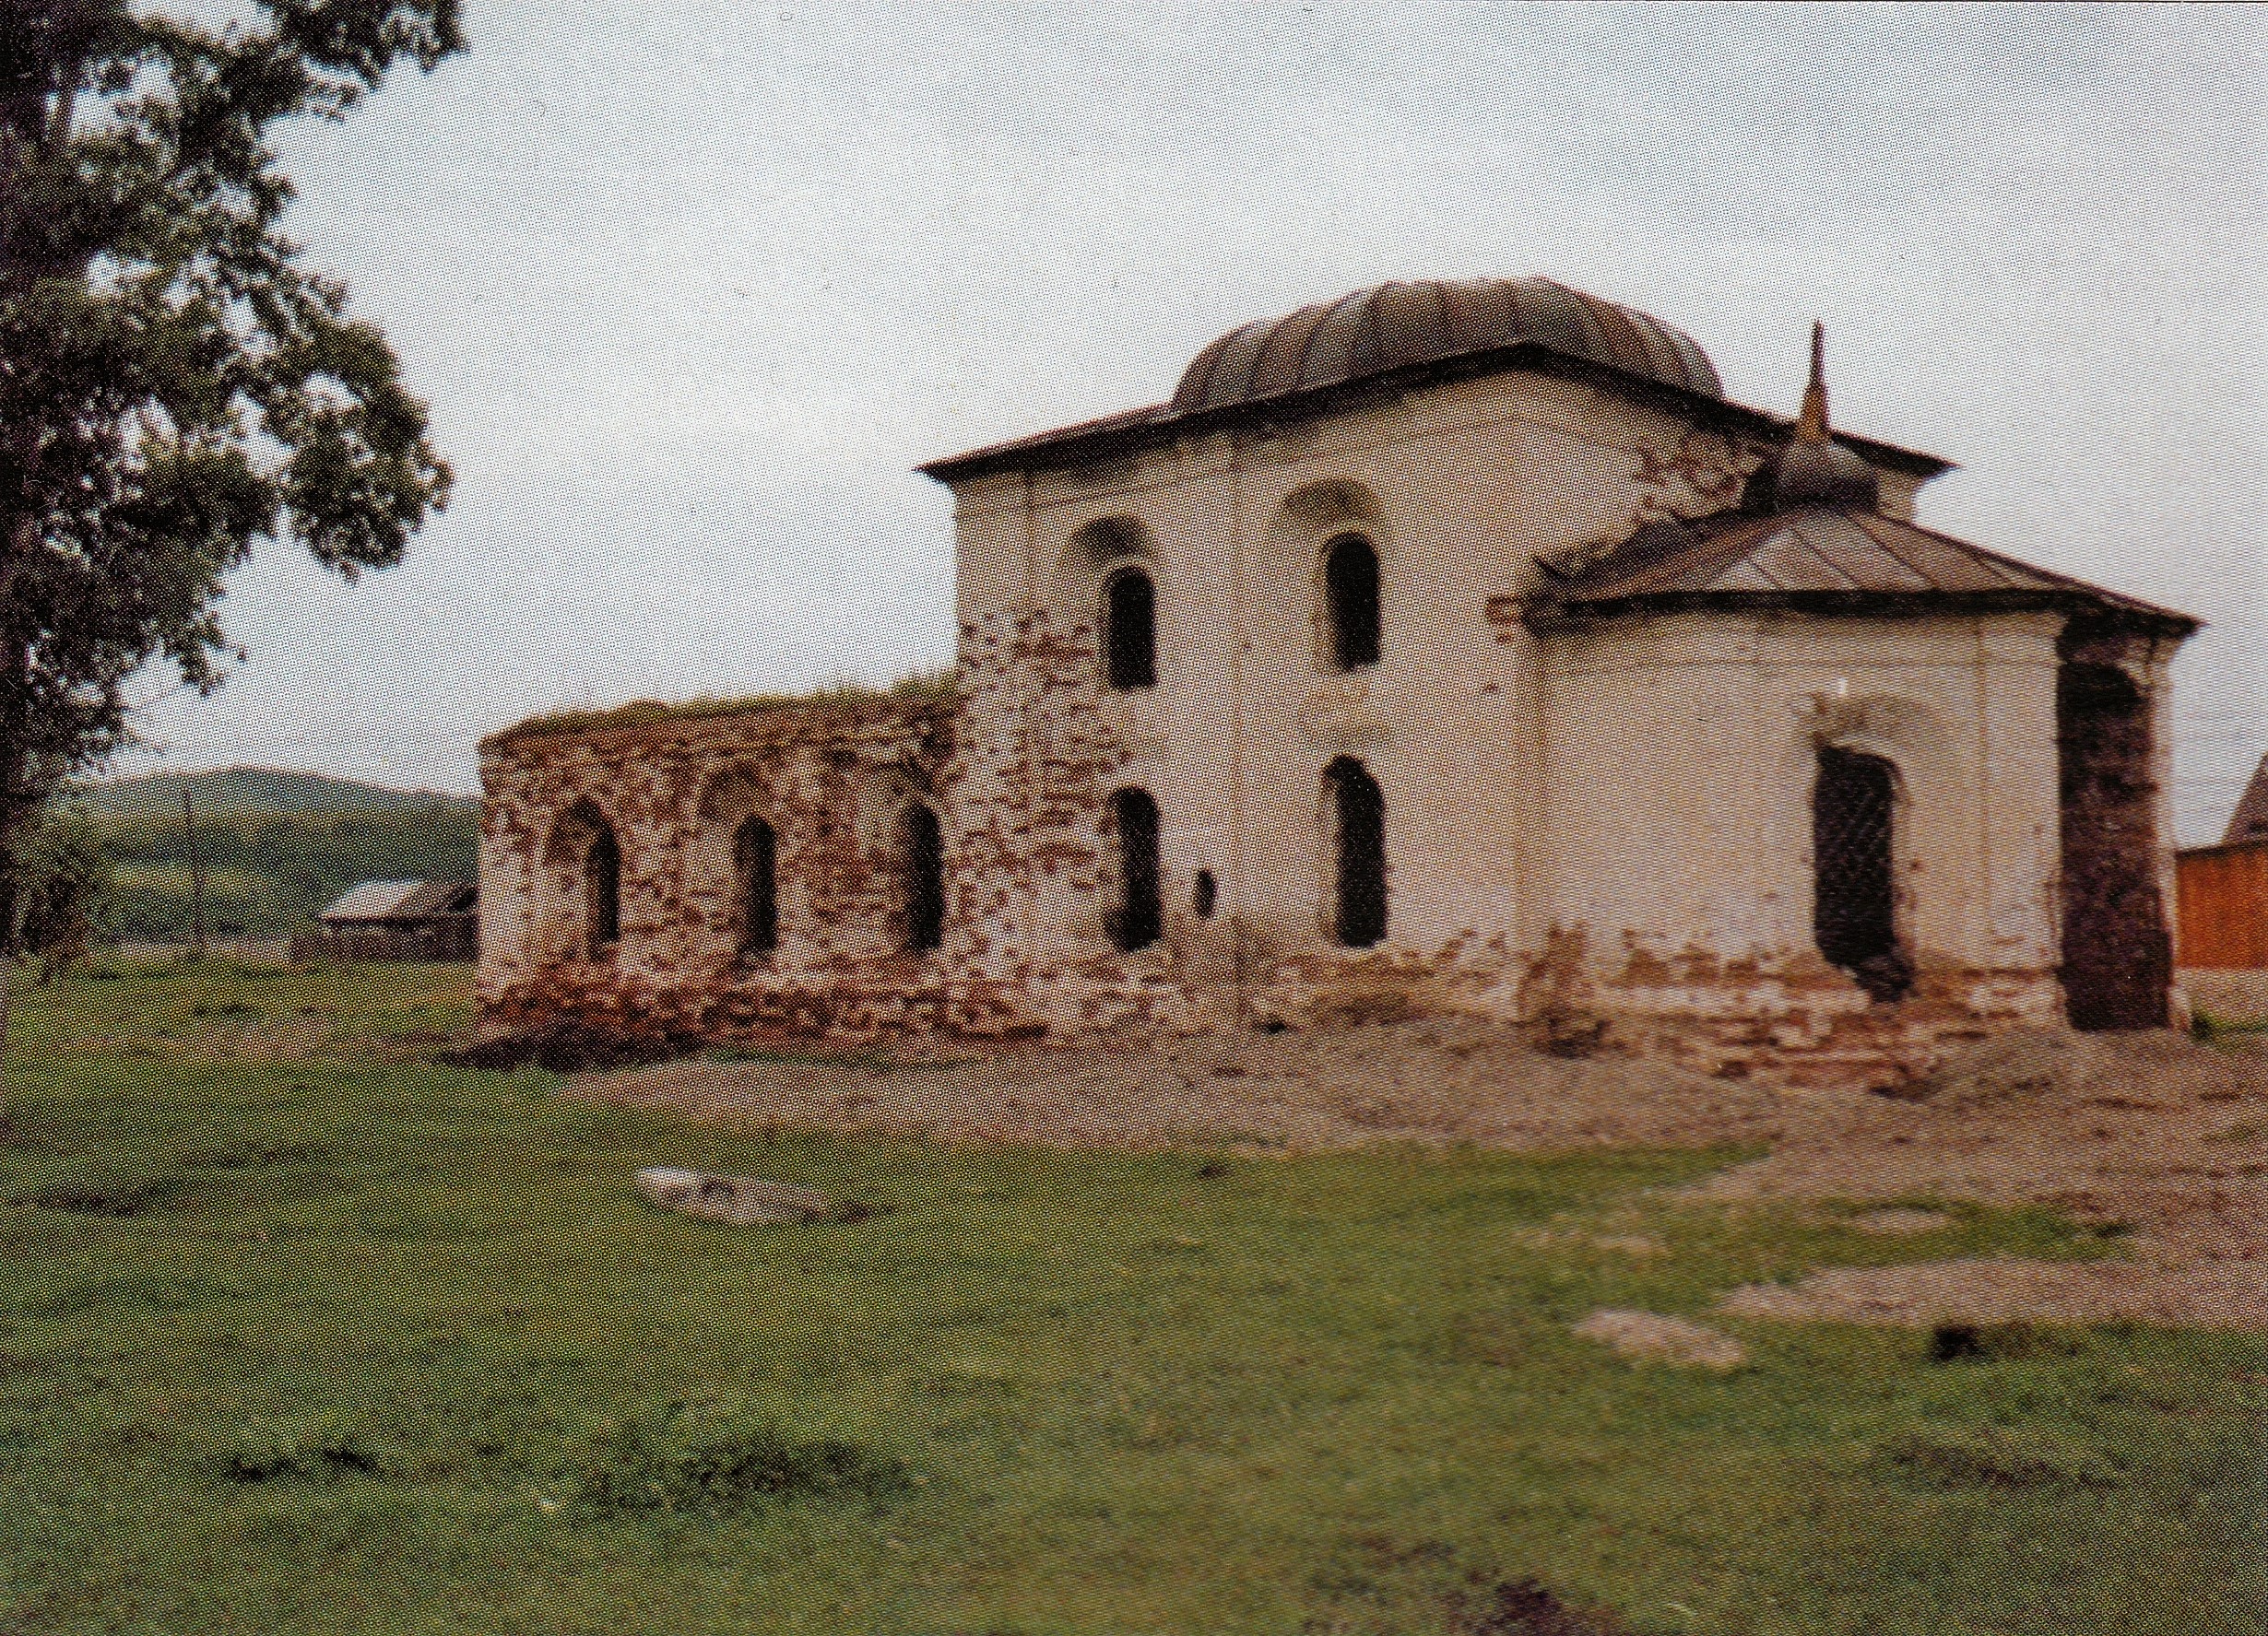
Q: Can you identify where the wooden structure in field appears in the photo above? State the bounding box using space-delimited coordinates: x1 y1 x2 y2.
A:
2179 754 2268 971
292 879 478 963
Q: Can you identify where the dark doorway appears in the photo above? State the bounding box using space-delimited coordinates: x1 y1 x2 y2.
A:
1325 536 1381 670
1109 788 1162 952
1104 568 1156 690
904 804 945 953
2059 659 2171 1029
1327 757 1387 947
736 816 778 956
1813 747 1909 1001
585 826 620 956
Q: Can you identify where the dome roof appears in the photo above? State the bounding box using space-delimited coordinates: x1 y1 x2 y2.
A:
1171 277 1723 416
1768 322 1881 512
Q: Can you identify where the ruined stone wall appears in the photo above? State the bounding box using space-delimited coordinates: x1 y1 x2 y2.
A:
2057 622 2182 1029
476 699 1003 1042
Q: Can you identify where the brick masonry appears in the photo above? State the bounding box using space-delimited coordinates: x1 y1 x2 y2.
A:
479 328 2191 1087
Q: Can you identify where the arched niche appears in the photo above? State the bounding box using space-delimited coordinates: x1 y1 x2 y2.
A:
1260 481 1393 674
1050 516 1164 688
539 798 623 962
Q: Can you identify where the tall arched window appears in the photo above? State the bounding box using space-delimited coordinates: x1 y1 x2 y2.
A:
584 825 620 957
1813 747 1909 1002
1326 756 1387 947
1109 787 1162 952
1325 535 1381 671
1104 567 1156 690
904 803 945 953
735 815 778 956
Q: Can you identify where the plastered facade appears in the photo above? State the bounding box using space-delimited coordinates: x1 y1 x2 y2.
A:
479 324 2187 1083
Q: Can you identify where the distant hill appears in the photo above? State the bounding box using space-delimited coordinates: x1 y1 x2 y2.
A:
53 768 478 943
61 766 478 818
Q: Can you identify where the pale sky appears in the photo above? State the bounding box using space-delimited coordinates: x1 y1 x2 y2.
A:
112 2 2267 841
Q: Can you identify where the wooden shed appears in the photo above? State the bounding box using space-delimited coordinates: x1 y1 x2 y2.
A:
292 879 478 963
2177 754 2268 970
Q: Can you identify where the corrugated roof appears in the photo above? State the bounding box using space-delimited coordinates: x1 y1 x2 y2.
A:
1534 504 2199 633
319 879 474 924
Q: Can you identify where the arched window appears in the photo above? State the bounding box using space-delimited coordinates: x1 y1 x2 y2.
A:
1326 756 1387 947
584 826 620 957
735 815 778 956
1109 787 1162 952
1104 567 1156 690
1325 535 1381 671
1813 747 1909 1002
904 803 945 953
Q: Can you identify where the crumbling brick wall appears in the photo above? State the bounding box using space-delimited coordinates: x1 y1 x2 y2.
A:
478 698 991 1042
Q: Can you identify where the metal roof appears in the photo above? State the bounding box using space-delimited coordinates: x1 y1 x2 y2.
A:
319 879 475 924
2226 754 2268 845
1172 277 1723 416
917 279 1951 485
1534 505 2199 634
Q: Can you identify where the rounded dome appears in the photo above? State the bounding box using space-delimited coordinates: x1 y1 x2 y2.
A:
1774 437 1881 510
1171 277 1722 416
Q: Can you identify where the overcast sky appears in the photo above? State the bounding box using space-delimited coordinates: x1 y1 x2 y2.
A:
112 2 2266 840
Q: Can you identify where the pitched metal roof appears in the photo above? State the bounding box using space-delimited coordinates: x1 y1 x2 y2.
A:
1533 504 2199 634
319 879 475 924
2226 754 2268 845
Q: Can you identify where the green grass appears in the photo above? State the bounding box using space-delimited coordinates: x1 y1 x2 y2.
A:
490 667 958 745
1 961 2262 1635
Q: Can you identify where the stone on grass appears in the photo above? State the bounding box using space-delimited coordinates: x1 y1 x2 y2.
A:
1574 1308 1746 1370
634 1167 867 1226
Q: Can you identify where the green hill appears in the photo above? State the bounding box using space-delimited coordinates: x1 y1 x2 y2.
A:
63 766 478 818
53 768 478 942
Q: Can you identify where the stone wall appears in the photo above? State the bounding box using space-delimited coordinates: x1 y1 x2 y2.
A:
478 698 988 1042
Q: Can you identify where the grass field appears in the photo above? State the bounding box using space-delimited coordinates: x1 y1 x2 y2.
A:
2 959 2262 1635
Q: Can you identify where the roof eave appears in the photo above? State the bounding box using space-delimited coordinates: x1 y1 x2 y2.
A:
916 342 1955 485
1528 585 2201 638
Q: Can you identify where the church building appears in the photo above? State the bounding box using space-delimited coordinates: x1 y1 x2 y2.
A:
477 277 2195 1082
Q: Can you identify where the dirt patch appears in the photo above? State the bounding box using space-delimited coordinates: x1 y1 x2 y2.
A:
574 1018 1800 1153
1693 1028 2268 1329
1849 1207 1953 1236
1574 1309 1746 1370
569 1018 2268 1328
1446 1576 1630 1635
440 1024 705 1074
1722 1257 2268 1330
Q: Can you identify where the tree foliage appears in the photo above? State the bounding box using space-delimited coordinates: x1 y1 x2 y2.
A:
1 803 112 977
0 0 462 842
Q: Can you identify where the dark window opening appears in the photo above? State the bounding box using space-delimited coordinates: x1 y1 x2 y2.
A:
1327 756 1387 947
1813 747 1910 1003
1109 788 1162 952
735 816 778 956
1104 568 1157 690
1193 868 1217 920
1325 535 1381 671
2058 658 2171 1030
904 804 945 953
585 827 620 956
